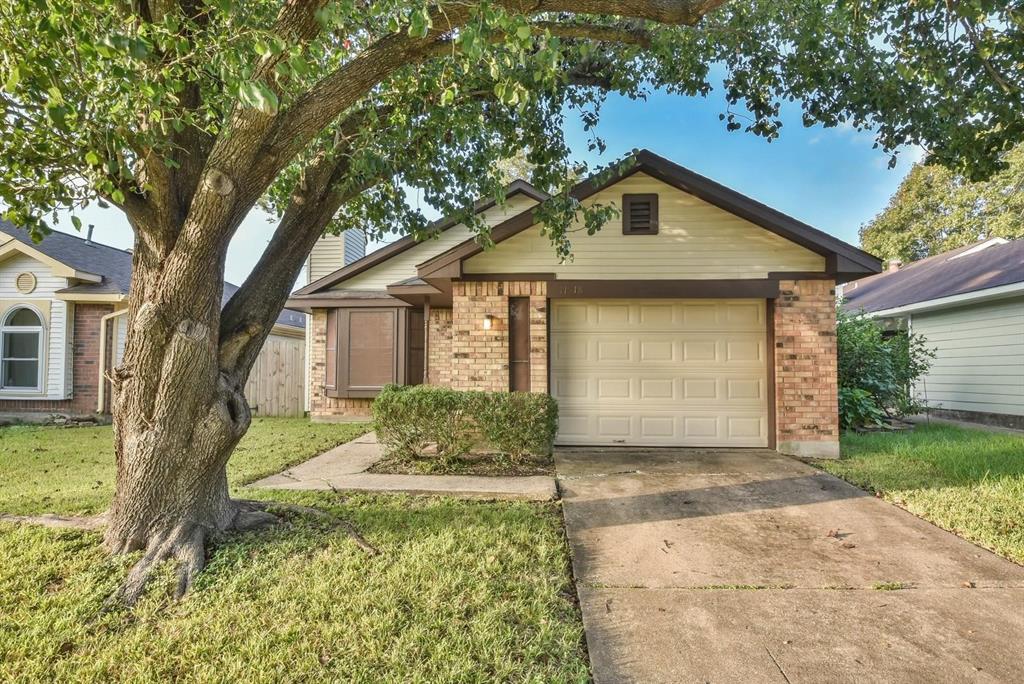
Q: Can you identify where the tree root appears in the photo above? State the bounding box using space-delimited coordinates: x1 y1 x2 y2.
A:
102 499 377 608
241 499 379 556
0 512 107 530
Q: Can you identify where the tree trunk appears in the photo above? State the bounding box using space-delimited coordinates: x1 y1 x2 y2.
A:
102 232 276 605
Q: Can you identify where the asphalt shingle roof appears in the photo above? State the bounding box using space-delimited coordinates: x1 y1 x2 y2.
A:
1 220 304 329
842 239 1024 313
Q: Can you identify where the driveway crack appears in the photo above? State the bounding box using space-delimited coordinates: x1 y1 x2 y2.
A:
764 644 792 683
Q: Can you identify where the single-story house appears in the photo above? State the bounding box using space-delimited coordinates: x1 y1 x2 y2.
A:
841 238 1024 430
0 223 308 419
289 150 882 458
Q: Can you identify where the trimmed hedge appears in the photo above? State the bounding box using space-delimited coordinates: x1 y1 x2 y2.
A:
372 385 558 462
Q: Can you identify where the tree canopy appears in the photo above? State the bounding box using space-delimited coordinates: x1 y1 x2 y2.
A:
861 144 1024 262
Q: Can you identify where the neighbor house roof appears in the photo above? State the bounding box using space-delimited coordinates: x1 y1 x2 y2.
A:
0 220 304 329
415 149 883 283
842 238 1024 315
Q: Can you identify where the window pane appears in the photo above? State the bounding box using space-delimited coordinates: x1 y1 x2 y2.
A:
6 308 42 327
348 311 394 387
3 331 39 359
3 359 38 388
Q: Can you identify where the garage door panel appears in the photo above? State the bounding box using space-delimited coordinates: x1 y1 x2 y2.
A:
552 299 768 447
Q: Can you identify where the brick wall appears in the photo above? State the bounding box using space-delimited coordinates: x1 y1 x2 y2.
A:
426 307 452 386
450 280 547 393
307 309 373 421
773 279 839 458
0 303 114 417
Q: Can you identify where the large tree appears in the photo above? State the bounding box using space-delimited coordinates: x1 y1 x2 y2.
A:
861 144 1024 262
0 0 1021 602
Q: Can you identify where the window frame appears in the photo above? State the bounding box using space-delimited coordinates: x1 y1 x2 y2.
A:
621 193 660 235
0 305 46 393
325 307 410 399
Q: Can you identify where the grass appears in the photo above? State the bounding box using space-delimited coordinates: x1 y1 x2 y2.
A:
0 419 589 682
0 493 588 683
818 424 1024 565
0 418 368 516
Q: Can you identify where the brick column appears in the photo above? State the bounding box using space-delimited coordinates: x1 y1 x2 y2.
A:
426 307 453 386
773 279 840 458
450 280 548 393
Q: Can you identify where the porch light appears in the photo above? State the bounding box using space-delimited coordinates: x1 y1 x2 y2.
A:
482 314 495 330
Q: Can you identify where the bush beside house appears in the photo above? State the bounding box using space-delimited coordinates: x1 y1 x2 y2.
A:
373 385 558 464
836 307 935 430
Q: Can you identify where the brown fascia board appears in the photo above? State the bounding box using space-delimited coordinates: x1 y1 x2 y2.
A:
417 149 883 280
294 180 550 296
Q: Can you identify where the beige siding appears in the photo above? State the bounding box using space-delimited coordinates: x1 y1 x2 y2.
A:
464 173 825 279
913 296 1024 416
0 252 72 399
336 194 539 291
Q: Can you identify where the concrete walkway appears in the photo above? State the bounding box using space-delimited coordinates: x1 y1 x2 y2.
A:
252 432 557 501
556 447 1024 683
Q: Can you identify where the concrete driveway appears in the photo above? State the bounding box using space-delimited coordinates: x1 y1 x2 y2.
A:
556 448 1024 683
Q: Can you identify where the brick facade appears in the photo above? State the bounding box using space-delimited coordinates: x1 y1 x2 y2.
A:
426 307 452 386
450 280 547 393
0 303 114 417
773 279 840 458
308 309 373 420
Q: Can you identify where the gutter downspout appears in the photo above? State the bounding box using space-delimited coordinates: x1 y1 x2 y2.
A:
97 309 129 413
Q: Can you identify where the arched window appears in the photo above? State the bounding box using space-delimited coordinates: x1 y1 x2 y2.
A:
1 307 44 391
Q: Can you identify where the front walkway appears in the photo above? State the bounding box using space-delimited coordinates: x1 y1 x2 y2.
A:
556 447 1024 683
252 433 557 501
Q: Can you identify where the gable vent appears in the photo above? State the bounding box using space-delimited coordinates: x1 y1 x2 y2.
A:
622 194 659 235
15 272 37 294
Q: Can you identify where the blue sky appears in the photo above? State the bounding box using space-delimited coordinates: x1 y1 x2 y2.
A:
53 89 920 286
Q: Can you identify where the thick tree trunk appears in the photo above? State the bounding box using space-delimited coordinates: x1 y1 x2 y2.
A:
101 231 277 605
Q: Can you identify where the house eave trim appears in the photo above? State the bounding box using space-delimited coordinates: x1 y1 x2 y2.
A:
863 280 1024 318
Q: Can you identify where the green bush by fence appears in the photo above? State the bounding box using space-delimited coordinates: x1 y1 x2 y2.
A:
372 385 558 462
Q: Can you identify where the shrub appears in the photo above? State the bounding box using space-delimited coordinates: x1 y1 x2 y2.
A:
372 385 558 462
836 306 935 430
472 391 559 461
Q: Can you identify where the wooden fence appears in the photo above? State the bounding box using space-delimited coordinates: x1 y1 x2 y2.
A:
244 332 305 417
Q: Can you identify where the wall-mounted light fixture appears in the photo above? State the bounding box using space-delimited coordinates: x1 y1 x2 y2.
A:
482 314 495 330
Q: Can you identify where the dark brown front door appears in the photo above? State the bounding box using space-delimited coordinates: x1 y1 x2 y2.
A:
509 297 530 391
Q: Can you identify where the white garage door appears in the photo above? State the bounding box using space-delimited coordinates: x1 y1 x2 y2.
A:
551 299 769 447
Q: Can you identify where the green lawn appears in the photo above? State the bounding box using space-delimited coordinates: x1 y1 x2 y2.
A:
0 418 368 516
0 419 589 682
819 424 1024 564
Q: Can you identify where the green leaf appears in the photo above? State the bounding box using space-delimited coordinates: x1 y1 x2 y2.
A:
4 65 20 92
238 80 279 115
85 151 101 166
408 8 431 38
70 215 82 231
516 25 532 40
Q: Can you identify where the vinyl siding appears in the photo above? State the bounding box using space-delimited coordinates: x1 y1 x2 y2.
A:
307 229 367 284
912 296 1024 416
464 173 825 279
337 194 539 291
0 252 72 398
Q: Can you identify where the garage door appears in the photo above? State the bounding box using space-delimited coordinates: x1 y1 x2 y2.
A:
550 299 769 447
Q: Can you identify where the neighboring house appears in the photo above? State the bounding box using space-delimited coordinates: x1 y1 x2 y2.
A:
842 238 1024 430
0 223 307 419
289 150 881 458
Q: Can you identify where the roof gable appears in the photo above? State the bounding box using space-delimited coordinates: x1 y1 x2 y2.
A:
418 150 882 282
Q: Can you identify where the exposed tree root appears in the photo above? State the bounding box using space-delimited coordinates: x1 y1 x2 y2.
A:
242 499 379 556
99 498 377 608
0 512 107 530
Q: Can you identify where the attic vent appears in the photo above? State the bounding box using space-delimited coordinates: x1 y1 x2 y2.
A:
15 272 37 294
622 194 659 235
